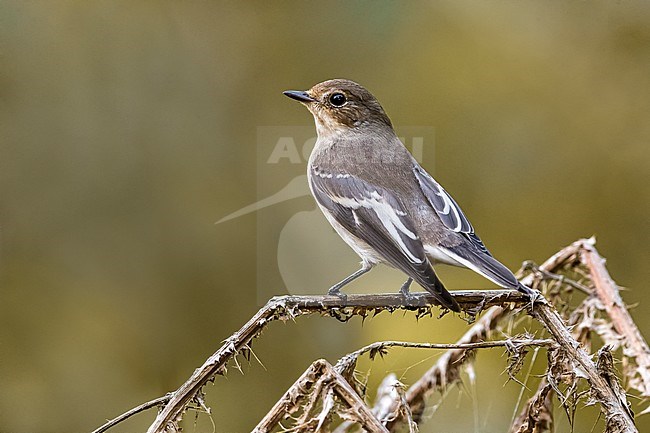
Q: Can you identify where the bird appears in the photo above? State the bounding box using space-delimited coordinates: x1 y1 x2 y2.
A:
283 79 534 312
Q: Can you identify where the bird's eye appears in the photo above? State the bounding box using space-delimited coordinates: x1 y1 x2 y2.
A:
329 93 346 107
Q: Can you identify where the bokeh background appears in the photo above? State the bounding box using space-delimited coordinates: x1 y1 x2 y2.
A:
1 1 649 432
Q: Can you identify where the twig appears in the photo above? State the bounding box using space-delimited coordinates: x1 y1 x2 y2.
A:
92 238 642 433
509 270 597 433
328 339 554 432
596 346 633 420
529 300 635 431
333 373 401 433
506 239 638 432
328 362 390 432
294 372 327 429
336 339 557 371
378 239 637 432
579 240 650 399
252 359 389 433
383 306 511 429
145 291 527 433
253 359 327 432
509 380 554 433
521 260 593 295
90 395 170 433
381 239 586 431
393 381 418 433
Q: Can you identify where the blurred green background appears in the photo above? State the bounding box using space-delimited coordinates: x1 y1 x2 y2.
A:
1 1 649 432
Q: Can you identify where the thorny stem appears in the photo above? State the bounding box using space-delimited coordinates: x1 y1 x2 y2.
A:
90 238 642 433
90 395 171 433
144 290 527 433
336 339 557 370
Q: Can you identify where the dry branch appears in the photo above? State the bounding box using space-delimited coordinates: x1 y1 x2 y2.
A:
330 338 556 433
145 291 527 433
383 305 509 429
335 339 557 372
507 237 649 432
252 359 389 433
380 238 585 430
579 241 650 400
377 239 638 432
259 338 554 432
529 299 634 431
90 238 644 433
509 380 554 433
252 359 326 431
509 274 595 433
90 395 171 433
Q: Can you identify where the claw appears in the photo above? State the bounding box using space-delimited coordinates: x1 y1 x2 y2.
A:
328 287 348 303
518 283 544 310
399 278 418 304
324 263 373 302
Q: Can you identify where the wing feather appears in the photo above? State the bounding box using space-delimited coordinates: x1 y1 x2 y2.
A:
310 166 459 311
412 163 523 290
413 164 491 256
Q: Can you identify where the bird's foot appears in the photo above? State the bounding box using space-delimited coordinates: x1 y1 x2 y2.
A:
327 286 348 303
399 278 418 304
517 283 545 309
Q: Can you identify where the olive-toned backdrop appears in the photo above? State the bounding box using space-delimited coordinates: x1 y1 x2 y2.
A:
1 2 649 432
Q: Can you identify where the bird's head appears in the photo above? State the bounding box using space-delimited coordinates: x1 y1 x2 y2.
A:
284 79 393 135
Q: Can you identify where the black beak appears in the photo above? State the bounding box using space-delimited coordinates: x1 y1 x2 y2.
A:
283 90 316 103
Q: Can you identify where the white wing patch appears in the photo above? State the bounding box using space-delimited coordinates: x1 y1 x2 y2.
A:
313 167 333 178
413 164 474 234
433 185 463 232
331 190 422 264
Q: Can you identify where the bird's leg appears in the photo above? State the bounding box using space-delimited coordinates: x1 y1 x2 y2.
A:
399 277 413 296
327 263 374 301
399 277 417 302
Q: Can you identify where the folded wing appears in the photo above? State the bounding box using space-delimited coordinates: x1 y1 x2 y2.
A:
413 163 519 289
310 166 460 311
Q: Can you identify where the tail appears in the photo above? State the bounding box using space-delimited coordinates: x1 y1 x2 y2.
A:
413 265 461 312
517 282 535 295
439 241 532 297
